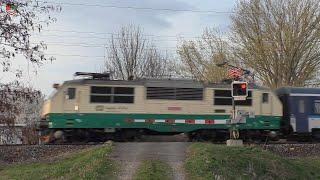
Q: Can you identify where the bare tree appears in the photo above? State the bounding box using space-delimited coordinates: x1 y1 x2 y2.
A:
105 25 172 80
231 0 320 88
177 28 233 83
0 81 43 144
0 1 60 74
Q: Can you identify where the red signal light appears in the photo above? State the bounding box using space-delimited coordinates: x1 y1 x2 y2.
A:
231 81 248 97
240 84 246 89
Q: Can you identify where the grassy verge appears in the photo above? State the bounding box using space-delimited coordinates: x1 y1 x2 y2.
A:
134 160 173 180
185 143 320 180
0 142 116 180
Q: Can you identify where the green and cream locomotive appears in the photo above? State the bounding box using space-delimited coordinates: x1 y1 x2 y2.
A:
40 72 282 143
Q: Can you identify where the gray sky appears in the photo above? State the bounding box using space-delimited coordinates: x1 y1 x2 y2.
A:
1 0 237 95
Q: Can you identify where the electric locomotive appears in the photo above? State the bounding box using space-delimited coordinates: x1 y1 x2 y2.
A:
39 72 283 143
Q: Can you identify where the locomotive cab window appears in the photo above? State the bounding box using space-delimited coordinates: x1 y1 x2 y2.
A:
262 93 269 103
90 86 134 103
214 89 252 106
66 88 76 100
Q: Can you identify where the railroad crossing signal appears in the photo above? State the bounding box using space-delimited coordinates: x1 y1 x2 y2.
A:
232 81 248 100
227 67 243 78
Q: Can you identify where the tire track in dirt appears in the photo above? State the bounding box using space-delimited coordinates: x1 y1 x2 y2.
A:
110 141 190 180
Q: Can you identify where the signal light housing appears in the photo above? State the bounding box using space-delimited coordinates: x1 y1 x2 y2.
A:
232 81 248 98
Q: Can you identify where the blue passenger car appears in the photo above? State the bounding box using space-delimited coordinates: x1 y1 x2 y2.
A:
276 87 320 137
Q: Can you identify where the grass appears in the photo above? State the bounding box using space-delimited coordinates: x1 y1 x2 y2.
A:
133 160 173 180
0 142 116 180
185 143 320 180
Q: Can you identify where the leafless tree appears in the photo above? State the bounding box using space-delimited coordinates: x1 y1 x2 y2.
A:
0 81 43 144
177 28 233 83
231 0 320 88
0 0 60 75
105 25 173 80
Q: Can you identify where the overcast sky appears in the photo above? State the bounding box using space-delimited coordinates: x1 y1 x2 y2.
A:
1 0 237 95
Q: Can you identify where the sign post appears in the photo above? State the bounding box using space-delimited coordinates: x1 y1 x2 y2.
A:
226 69 248 146
229 81 248 140
216 63 253 146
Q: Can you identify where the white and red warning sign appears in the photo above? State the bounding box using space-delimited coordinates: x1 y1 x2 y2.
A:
227 67 243 78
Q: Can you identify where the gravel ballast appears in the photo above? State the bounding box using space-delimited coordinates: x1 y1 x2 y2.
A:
264 143 320 157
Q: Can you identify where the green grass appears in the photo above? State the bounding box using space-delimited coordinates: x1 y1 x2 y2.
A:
133 160 173 180
0 142 116 180
185 143 320 180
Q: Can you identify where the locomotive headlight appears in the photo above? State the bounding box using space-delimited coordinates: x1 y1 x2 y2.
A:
48 122 53 128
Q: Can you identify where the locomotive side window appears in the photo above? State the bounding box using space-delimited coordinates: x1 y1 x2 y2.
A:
67 88 76 100
262 93 269 103
91 86 111 94
90 86 134 103
113 87 134 103
146 87 203 100
214 90 252 106
314 100 320 114
114 87 134 94
214 90 232 105
91 95 111 103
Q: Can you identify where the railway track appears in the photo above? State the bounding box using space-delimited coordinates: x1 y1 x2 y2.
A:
3 133 320 146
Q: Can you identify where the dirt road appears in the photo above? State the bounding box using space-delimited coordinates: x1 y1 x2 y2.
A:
111 141 190 180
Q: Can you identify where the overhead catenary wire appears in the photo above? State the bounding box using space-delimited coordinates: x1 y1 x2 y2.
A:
34 42 178 50
36 29 229 40
46 53 105 58
45 53 180 59
39 1 236 14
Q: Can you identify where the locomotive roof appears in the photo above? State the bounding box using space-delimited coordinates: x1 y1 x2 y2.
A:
62 78 269 90
276 87 320 95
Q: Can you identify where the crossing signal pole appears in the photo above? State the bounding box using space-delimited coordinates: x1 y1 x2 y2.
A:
216 62 252 145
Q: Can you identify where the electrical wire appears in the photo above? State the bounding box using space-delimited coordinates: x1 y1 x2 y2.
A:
39 1 235 14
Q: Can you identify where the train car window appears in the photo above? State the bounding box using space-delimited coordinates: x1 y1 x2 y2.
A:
235 99 252 106
90 86 134 103
262 93 269 103
90 95 111 103
214 90 252 106
214 90 232 97
215 98 232 105
114 87 134 94
146 87 203 100
314 100 320 114
67 88 76 99
114 96 134 103
91 86 111 94
299 100 305 113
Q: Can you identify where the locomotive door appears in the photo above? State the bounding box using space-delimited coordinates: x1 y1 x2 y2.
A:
261 92 271 115
63 87 77 113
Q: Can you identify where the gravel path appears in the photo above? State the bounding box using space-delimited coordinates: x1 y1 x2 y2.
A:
111 142 190 180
